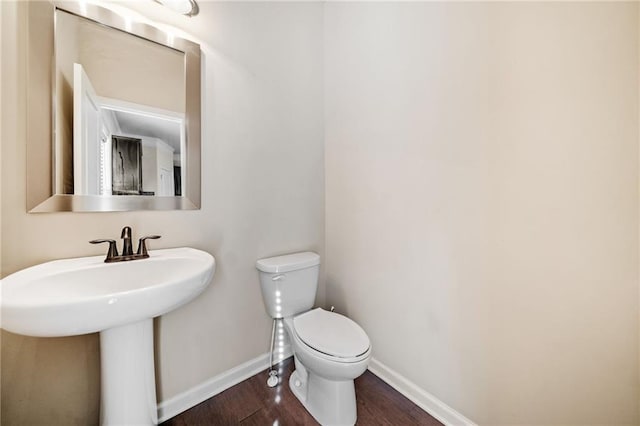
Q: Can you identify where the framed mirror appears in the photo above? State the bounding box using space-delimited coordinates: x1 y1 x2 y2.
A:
27 1 201 212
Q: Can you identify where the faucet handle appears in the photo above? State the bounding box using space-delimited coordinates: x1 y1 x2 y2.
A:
89 239 119 262
136 235 161 257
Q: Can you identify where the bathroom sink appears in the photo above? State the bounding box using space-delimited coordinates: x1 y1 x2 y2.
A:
1 247 215 337
0 247 215 425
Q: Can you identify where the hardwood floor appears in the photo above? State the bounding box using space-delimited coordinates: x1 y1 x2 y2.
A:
162 357 443 425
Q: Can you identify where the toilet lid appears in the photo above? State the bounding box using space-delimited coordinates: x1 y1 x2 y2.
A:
293 308 370 358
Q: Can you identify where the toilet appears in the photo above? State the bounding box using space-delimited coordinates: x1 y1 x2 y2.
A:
256 252 371 426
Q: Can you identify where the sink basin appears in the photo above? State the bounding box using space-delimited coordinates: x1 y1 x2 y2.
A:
0 247 215 425
1 247 215 337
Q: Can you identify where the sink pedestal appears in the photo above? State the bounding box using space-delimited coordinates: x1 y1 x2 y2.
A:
100 319 158 425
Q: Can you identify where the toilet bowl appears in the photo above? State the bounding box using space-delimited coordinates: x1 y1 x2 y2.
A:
284 308 371 425
256 252 371 426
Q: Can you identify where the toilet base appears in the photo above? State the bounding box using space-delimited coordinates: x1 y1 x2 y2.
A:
289 367 357 426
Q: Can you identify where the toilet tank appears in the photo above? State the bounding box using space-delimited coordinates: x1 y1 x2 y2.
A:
256 252 320 319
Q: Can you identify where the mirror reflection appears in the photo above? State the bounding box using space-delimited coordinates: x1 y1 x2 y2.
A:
55 9 186 198
73 64 185 196
26 1 201 212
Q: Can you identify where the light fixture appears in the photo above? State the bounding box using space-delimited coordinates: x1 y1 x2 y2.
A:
154 0 199 17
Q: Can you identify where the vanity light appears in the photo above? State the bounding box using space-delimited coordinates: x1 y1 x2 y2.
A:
154 0 199 16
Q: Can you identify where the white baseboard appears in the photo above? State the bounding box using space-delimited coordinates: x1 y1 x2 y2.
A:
157 345 293 423
368 358 476 426
157 349 472 425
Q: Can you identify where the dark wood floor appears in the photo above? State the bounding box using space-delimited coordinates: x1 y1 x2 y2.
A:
162 357 442 425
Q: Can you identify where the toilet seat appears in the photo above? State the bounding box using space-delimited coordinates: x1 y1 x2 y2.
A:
293 308 370 360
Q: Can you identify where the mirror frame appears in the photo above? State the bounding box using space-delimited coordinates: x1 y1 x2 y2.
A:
27 1 201 212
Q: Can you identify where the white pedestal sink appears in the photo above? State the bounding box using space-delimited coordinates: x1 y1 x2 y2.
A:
1 247 215 425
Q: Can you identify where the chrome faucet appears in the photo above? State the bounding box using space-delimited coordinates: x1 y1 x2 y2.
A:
90 226 161 263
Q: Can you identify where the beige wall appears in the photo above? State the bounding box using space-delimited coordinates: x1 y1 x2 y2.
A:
325 2 639 425
1 1 324 424
0 1 5 421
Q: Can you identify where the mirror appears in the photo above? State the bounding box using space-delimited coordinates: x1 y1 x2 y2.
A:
27 1 201 212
